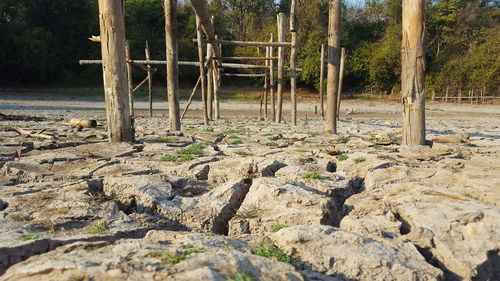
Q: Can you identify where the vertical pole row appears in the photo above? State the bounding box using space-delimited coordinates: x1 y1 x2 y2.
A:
165 0 181 131
269 34 276 122
336 47 346 120
319 44 325 119
196 16 209 125
97 0 134 143
289 0 298 125
276 13 286 123
145 41 153 117
326 0 340 134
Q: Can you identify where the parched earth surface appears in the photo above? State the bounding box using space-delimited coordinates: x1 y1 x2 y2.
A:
0 97 499 281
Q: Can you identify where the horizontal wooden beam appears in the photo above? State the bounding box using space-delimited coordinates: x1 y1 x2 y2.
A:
214 57 278 61
221 73 266 77
193 39 294 47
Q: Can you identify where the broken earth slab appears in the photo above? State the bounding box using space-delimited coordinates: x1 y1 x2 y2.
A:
0 230 304 281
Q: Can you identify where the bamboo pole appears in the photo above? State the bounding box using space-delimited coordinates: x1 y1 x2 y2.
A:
326 0 340 134
165 0 181 131
221 73 266 77
320 44 325 119
401 0 426 146
125 41 134 117
196 16 209 125
97 0 134 143
336 47 346 120
269 34 276 122
145 41 153 117
193 39 293 47
290 0 298 125
276 13 286 123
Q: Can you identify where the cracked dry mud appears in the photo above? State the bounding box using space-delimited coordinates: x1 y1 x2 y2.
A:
0 100 499 281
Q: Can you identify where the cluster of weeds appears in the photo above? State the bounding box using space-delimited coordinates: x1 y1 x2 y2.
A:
208 185 217 190
204 127 214 132
270 223 288 233
150 247 205 265
231 140 243 145
261 133 274 137
265 142 278 147
354 157 366 163
11 214 33 222
176 144 205 155
337 155 349 161
228 135 240 139
86 220 109 235
303 172 324 180
159 155 194 162
335 136 350 144
224 128 247 134
370 144 381 149
20 233 40 241
234 151 250 156
253 244 298 265
153 137 173 143
215 133 226 138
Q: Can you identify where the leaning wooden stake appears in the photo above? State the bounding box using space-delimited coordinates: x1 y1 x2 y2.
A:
145 41 153 117
196 16 209 125
401 0 426 146
269 34 276 122
181 76 201 119
276 13 286 123
290 0 298 125
97 0 134 143
125 41 134 117
326 0 340 134
320 44 325 119
165 0 181 131
207 42 214 120
336 47 347 120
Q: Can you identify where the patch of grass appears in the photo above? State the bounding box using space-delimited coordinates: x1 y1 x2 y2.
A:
159 156 178 162
296 149 308 153
153 137 173 143
370 144 381 149
253 244 298 265
204 127 214 132
335 136 350 144
303 172 324 180
234 151 250 156
176 144 205 155
20 233 40 241
265 142 278 147
337 155 349 161
68 179 79 183
270 223 288 233
208 185 217 190
262 133 274 137
215 133 226 138
354 157 366 163
151 247 205 265
224 128 247 134
86 220 109 235
11 214 33 222
226 273 256 281
231 140 243 145
306 131 319 137
228 135 240 139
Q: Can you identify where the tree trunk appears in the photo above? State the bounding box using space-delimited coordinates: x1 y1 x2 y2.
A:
165 0 181 131
97 0 134 143
325 0 340 134
276 13 286 123
290 0 298 125
196 16 209 125
319 44 325 119
401 0 426 146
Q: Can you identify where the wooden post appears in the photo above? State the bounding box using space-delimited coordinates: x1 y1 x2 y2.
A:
145 41 153 117
207 42 214 120
401 0 426 146
445 87 449 102
326 0 340 134
458 89 462 103
276 13 286 123
471 89 474 104
97 0 134 143
125 41 134 117
165 0 181 131
482 87 485 103
290 0 298 125
264 46 270 119
269 34 276 122
214 35 221 120
196 15 209 125
320 44 325 119
336 47 346 120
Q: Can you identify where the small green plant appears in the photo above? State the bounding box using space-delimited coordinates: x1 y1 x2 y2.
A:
354 157 366 163
228 135 240 139
303 172 323 180
151 247 205 265
21 233 40 241
335 136 350 144
262 133 274 137
296 149 308 153
86 220 109 235
215 133 226 138
231 140 243 145
265 142 278 147
208 185 217 190
11 214 33 222
270 223 288 233
466 143 478 147
153 137 173 143
234 151 249 156
159 156 177 162
68 179 79 183
337 155 349 161
177 144 205 155
253 244 298 265
234 210 258 219
370 144 381 149
204 127 214 132
224 128 247 134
